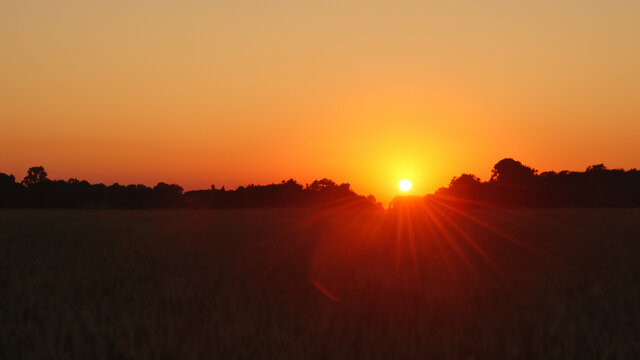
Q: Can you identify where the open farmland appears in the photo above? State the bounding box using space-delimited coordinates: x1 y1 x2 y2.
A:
1 206 639 359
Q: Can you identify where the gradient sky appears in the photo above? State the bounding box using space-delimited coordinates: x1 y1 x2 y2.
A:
2 0 639 204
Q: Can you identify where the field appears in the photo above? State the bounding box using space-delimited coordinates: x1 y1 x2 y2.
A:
1 205 639 359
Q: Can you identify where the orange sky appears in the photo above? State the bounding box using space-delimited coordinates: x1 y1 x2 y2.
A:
1 1 639 204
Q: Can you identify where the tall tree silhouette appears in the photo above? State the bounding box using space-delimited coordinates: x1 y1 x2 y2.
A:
22 166 48 187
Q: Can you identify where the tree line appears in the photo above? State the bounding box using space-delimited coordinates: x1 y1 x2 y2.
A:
0 166 381 209
432 158 640 207
4 160 639 210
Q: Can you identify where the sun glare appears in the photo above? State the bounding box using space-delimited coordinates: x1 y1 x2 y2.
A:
398 179 412 192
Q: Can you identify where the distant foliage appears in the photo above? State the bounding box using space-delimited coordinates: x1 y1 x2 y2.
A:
434 158 640 207
0 168 381 209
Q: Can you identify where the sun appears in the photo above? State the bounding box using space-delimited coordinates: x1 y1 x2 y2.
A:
398 179 412 192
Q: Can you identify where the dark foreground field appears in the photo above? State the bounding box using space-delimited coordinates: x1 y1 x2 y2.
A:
1 205 639 359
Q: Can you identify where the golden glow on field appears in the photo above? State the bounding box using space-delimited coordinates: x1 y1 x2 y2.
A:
398 179 413 192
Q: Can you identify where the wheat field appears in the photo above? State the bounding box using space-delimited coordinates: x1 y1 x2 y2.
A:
1 206 639 359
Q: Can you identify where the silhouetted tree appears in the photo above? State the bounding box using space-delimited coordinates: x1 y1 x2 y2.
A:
434 158 640 208
307 178 338 192
0 173 18 188
586 164 607 172
0 173 26 207
10 159 640 210
490 158 537 184
152 182 184 207
450 174 481 187
22 166 48 187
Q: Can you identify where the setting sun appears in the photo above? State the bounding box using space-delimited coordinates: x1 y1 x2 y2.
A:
398 179 413 192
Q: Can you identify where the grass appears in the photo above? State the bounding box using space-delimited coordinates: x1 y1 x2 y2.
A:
1 205 639 359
